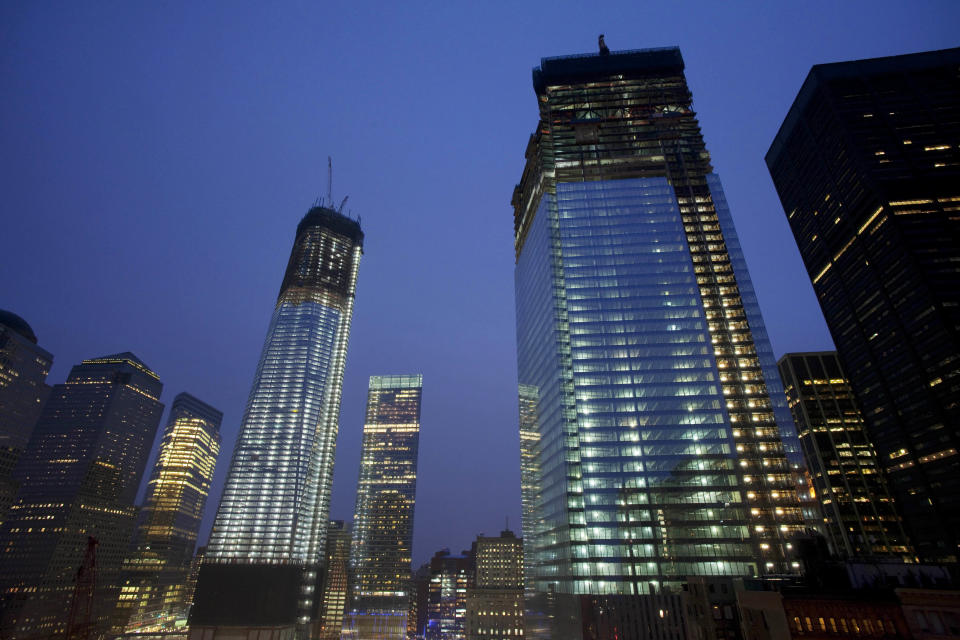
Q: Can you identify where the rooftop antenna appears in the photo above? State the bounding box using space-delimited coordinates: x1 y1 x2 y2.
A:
327 156 333 206
338 196 349 213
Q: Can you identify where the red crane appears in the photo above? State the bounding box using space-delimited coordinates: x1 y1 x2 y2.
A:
66 536 98 640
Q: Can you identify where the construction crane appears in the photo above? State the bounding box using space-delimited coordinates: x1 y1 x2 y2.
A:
328 156 333 206
66 536 98 640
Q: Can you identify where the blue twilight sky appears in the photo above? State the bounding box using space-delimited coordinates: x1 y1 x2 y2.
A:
2 1 958 566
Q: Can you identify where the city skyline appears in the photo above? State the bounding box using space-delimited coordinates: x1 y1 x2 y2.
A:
2 2 958 567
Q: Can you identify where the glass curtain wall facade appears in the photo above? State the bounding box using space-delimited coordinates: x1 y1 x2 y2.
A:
191 206 363 637
517 383 543 597
512 47 806 619
0 353 164 639
344 375 423 640
778 352 912 560
766 48 960 563
114 392 222 634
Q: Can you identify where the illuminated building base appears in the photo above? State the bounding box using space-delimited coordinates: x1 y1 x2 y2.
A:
341 610 408 640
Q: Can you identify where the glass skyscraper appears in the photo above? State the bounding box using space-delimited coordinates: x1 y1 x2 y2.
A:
113 392 222 634
512 46 806 631
0 353 164 639
344 375 423 640
190 205 363 638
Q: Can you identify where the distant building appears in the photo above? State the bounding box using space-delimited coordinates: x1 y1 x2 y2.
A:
408 562 431 640
344 375 423 640
766 47 960 563
898 588 960 639
0 353 164 639
516 384 541 598
317 520 350 640
781 592 911 638
578 593 694 640
113 393 222 634
684 577 741 640
425 549 474 640
0 310 52 526
465 530 524 640
190 205 363 639
779 352 912 560
184 546 206 617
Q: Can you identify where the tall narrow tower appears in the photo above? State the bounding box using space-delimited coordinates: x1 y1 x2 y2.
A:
113 392 222 634
190 205 363 638
512 46 806 635
344 375 423 640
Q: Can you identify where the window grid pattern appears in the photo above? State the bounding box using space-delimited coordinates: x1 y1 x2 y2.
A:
513 50 808 608
116 393 222 634
348 375 422 626
560 178 751 591
208 299 341 563
779 352 913 560
515 193 578 594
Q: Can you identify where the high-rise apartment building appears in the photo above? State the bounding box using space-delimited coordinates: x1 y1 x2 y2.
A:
465 530 524 640
766 48 960 562
344 375 423 640
0 353 164 639
0 310 52 526
190 205 363 638
512 45 807 632
778 352 912 560
113 393 222 634
317 520 351 640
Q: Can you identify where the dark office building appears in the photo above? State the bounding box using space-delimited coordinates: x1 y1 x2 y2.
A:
0 353 164 639
778 352 912 560
766 48 960 562
113 393 222 635
0 310 53 526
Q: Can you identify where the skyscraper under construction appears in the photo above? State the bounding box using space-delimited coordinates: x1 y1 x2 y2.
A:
512 44 807 635
190 204 363 639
